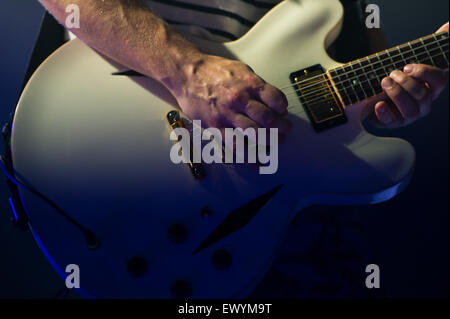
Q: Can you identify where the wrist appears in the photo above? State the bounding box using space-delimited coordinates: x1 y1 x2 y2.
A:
162 51 208 97
153 28 208 97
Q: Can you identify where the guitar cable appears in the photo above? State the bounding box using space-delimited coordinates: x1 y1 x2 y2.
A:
1 122 100 251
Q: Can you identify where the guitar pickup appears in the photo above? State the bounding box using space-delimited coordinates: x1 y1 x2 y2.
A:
166 110 206 180
290 65 347 133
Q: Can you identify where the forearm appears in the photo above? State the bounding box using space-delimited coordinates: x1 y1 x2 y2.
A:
38 0 292 134
39 0 205 93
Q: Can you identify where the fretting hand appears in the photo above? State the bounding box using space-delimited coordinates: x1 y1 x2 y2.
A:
170 55 292 139
374 23 449 128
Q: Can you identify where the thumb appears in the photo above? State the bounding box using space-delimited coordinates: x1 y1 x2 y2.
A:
437 22 449 33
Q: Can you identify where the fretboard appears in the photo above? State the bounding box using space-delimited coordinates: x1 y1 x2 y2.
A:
329 30 449 106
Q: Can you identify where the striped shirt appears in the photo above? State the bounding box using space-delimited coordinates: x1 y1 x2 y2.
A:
59 0 375 298
142 0 377 299
144 0 282 42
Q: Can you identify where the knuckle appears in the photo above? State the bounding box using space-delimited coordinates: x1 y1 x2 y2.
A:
388 85 402 98
243 100 253 113
245 64 255 73
414 67 427 79
210 112 225 128
208 97 218 108
413 86 428 102
227 89 244 105
206 110 220 127
261 111 277 127
280 91 288 107
392 71 408 85
246 75 263 87
270 86 283 99
266 86 287 107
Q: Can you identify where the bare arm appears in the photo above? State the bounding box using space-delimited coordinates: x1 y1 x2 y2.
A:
39 0 203 93
38 0 291 136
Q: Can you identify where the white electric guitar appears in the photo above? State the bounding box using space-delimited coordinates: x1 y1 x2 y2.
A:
11 0 449 298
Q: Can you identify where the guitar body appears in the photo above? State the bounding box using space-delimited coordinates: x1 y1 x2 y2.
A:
11 0 414 298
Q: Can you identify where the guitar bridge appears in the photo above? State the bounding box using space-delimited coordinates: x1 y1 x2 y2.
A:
290 65 347 133
167 111 206 180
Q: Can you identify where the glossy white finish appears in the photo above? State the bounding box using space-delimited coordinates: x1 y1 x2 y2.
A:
12 0 414 298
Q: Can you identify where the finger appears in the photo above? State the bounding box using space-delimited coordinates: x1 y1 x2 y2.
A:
437 22 449 33
389 70 432 116
381 76 420 119
230 113 262 147
374 101 397 126
231 113 286 146
230 112 261 131
403 64 447 100
256 84 288 115
244 100 292 133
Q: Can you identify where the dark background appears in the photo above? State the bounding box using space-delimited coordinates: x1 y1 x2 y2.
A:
0 0 448 298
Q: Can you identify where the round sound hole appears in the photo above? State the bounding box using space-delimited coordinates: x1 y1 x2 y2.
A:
126 256 148 278
168 223 189 244
171 280 192 298
211 249 232 270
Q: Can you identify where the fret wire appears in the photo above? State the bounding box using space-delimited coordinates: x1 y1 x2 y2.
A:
292 43 447 101
284 32 449 99
348 64 365 99
378 52 389 75
407 42 420 64
343 71 357 104
410 42 428 64
340 37 439 81
357 60 371 96
292 51 449 107
359 59 376 96
366 58 380 95
295 45 447 101
391 47 405 69
327 34 447 90
280 31 449 92
357 61 370 99
383 50 395 74
396 45 409 66
330 36 448 95
434 33 449 66
420 37 435 67
407 42 418 64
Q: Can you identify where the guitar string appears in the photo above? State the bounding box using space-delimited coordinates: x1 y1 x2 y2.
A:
286 45 449 103
281 41 449 99
278 31 448 92
283 44 448 100
285 51 448 111
181 47 448 125
186 50 450 122
277 31 448 92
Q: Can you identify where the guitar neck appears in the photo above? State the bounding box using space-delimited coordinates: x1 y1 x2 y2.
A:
328 30 449 106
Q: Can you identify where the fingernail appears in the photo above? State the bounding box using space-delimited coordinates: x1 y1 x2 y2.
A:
404 65 414 74
390 70 403 81
382 77 395 89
